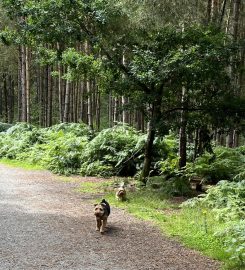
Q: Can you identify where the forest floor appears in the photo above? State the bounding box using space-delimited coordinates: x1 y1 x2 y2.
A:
0 164 221 270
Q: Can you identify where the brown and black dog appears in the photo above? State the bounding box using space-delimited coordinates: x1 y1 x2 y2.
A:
94 199 110 233
116 184 127 201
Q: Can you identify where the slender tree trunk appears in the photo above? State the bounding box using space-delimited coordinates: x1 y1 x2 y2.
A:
17 46 22 122
80 80 87 123
3 74 8 123
212 0 219 22
193 129 199 160
63 70 70 123
108 93 112 127
121 54 129 124
113 97 119 124
47 65 52 126
21 45 27 122
179 86 188 169
8 75 14 123
95 86 101 130
39 67 47 127
74 81 79 123
207 0 212 23
0 79 2 120
140 118 155 184
25 47 30 123
87 79 93 129
227 0 241 147
220 0 228 24
58 61 63 123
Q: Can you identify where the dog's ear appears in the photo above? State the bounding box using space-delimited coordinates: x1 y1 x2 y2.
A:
94 203 98 207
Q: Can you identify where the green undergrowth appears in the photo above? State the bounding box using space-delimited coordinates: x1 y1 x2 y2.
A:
75 180 114 193
0 158 44 170
75 178 242 270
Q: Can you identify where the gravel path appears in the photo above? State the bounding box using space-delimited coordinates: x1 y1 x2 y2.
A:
0 164 221 270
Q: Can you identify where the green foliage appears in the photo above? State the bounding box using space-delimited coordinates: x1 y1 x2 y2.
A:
186 147 245 183
0 122 90 175
188 180 245 221
0 122 12 132
0 122 173 177
147 175 192 197
39 132 88 175
182 181 245 267
215 221 245 267
79 124 145 176
62 48 102 80
46 122 92 137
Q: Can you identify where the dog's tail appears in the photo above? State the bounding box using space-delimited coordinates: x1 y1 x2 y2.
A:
101 199 107 203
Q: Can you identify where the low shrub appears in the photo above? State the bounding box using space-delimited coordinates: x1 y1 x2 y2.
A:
79 124 145 176
0 122 12 132
147 175 192 197
182 180 245 267
186 147 245 184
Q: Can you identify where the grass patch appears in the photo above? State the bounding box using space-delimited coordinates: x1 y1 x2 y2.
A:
106 189 170 223
0 158 44 170
163 208 229 262
75 180 114 194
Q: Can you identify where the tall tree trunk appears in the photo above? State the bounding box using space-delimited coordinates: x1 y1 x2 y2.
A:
0 79 2 120
80 80 87 123
8 75 14 123
17 46 22 122
58 61 63 123
207 0 212 23
211 0 219 23
121 54 129 124
140 119 155 184
20 45 27 122
63 71 70 123
25 47 30 123
47 65 52 126
227 0 241 147
87 79 93 129
140 99 161 183
220 0 228 24
108 93 112 127
95 86 101 130
3 74 8 123
113 97 119 124
179 86 188 169
39 67 46 126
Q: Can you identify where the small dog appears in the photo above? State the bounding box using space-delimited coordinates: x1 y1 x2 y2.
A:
94 199 110 233
116 183 126 201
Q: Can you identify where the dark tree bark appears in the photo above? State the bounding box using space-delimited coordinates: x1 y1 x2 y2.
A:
140 99 161 183
63 74 70 123
227 0 241 147
20 45 27 122
3 74 8 122
47 65 52 126
178 86 188 169
8 75 15 123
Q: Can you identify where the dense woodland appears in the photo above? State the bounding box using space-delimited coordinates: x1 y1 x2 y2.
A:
0 1 245 268
0 0 245 179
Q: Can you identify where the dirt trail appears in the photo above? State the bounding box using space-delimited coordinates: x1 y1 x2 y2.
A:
0 164 221 270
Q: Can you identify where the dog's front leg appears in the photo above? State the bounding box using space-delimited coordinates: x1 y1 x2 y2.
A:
96 218 101 231
100 218 107 233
